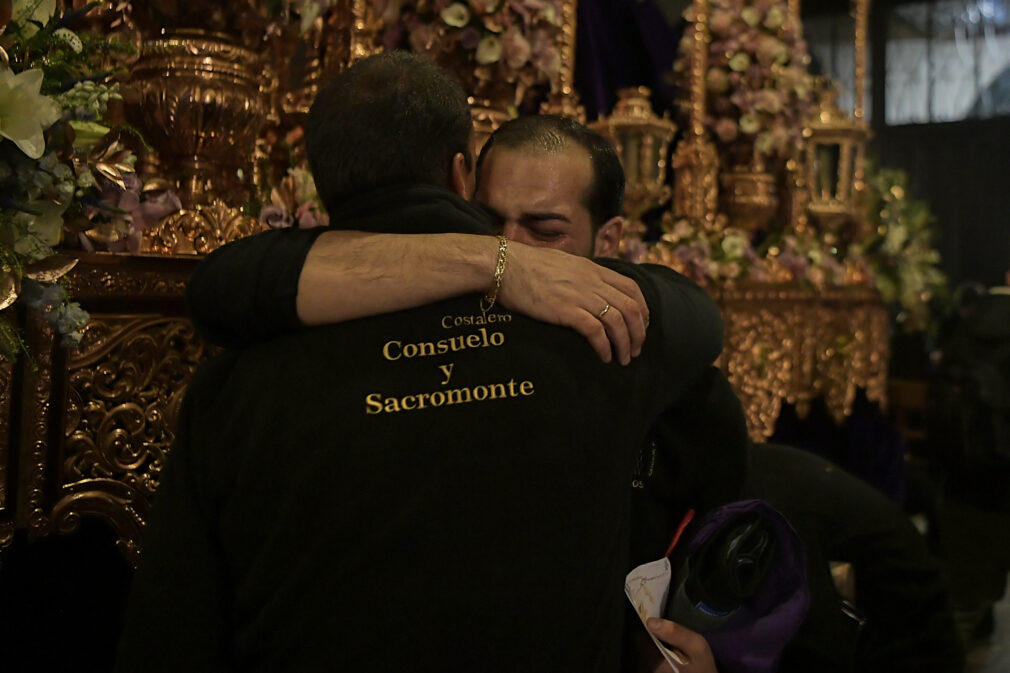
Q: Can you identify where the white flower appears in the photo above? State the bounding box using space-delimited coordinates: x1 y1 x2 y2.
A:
720 233 748 259
53 28 83 53
440 3 471 27
288 167 320 205
298 0 332 33
882 225 908 255
476 35 502 64
0 68 63 159
13 0 56 37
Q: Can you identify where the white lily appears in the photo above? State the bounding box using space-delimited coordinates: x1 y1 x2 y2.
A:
12 0 56 37
0 68 63 159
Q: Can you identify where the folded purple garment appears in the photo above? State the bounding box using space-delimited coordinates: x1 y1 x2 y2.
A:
670 499 810 673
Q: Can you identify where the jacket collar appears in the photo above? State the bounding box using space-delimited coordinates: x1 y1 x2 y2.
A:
326 184 494 237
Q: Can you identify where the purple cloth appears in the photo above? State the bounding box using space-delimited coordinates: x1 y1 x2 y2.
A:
674 499 811 673
575 0 683 119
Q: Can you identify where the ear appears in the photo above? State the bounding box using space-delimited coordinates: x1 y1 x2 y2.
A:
449 152 475 200
592 216 624 258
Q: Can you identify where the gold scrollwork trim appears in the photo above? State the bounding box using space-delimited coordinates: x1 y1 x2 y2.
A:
713 283 889 441
21 313 55 538
49 479 147 568
0 354 11 515
142 200 266 256
64 256 195 301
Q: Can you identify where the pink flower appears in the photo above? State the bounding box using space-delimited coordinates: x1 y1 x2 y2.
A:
753 89 783 114
531 45 560 78
295 201 329 229
529 28 560 77
768 125 791 152
755 34 787 67
710 10 734 37
706 67 730 94
501 25 531 69
408 22 438 54
714 117 739 143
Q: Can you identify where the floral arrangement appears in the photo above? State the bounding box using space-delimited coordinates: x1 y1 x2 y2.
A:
645 217 763 285
672 0 815 165
641 165 944 334
646 220 872 288
373 0 564 108
0 0 181 361
853 165 947 332
258 166 328 229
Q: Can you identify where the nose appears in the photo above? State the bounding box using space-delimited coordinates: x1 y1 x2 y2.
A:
501 221 532 245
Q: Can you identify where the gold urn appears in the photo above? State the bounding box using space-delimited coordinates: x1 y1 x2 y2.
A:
719 162 779 233
127 30 269 208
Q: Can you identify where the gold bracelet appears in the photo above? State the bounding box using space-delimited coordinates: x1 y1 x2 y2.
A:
480 236 508 316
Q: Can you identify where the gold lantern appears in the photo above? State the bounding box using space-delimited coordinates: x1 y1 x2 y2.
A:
802 82 869 233
590 87 677 253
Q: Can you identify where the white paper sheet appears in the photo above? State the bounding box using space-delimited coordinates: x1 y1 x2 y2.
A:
625 557 688 671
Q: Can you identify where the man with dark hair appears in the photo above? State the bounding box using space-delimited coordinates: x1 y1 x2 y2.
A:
306 50 474 207
117 52 723 672
476 114 626 238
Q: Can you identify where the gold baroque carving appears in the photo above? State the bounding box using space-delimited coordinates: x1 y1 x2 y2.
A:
0 354 11 550
21 313 55 537
142 200 266 255
50 480 148 568
714 284 889 441
64 316 203 492
0 354 10 512
57 316 205 564
65 263 191 300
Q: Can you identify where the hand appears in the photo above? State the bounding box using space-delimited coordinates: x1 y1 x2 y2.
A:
641 618 719 673
497 242 649 364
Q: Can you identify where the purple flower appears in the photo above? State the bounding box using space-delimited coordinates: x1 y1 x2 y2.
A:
459 25 481 50
260 204 294 229
777 251 808 278
710 10 734 37
382 24 404 50
295 201 329 229
501 25 532 69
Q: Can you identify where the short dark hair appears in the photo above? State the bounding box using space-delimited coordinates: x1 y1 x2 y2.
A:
476 116 625 230
305 51 473 211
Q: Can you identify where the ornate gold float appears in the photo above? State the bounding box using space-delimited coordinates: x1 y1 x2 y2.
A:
0 0 893 564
